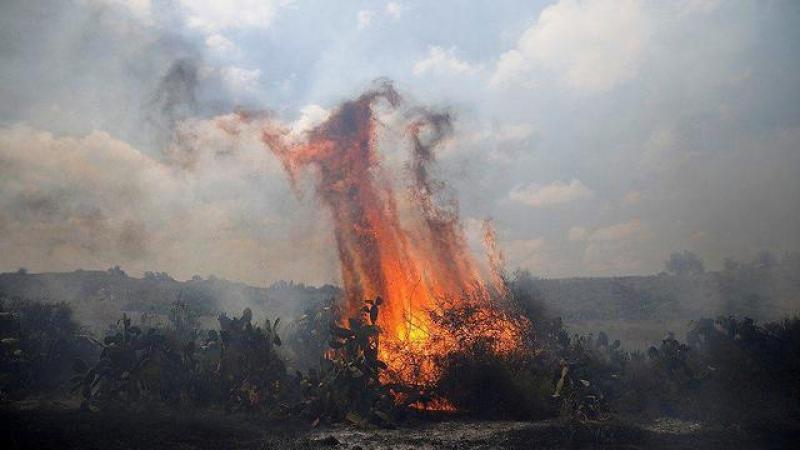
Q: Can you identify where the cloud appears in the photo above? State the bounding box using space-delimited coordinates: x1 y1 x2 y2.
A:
578 219 652 274
568 226 588 242
503 237 576 277
623 190 642 205
509 179 593 208
439 121 535 162
413 46 477 77
178 0 291 33
495 123 535 143
505 238 549 272
491 0 651 92
96 0 153 24
588 219 649 242
638 126 699 175
485 123 536 162
680 0 721 16
463 218 554 277
357 10 374 29
220 66 262 94
205 33 238 54
569 220 650 246
289 104 330 140
386 2 403 19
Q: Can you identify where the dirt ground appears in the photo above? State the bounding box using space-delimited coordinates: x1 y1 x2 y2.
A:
2 402 798 449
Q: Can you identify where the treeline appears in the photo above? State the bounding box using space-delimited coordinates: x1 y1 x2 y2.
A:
534 251 800 321
0 269 339 332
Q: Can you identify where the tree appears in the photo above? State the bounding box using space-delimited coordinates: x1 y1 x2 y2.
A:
754 250 776 269
107 266 126 277
665 251 705 276
144 271 175 282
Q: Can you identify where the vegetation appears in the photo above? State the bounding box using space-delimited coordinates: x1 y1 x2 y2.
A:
72 304 291 415
1 260 800 448
295 298 396 427
665 251 706 276
0 297 94 399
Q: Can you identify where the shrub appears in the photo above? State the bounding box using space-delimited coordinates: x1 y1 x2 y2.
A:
295 298 396 427
0 298 93 398
74 308 290 414
435 340 555 419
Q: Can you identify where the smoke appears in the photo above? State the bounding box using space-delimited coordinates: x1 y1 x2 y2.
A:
147 58 200 144
0 0 339 286
0 115 339 286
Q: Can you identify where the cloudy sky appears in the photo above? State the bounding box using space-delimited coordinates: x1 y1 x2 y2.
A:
1 0 798 285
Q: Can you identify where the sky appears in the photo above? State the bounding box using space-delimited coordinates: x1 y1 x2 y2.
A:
1 0 798 285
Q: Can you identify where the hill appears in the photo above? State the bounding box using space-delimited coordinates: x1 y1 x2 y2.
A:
0 269 339 330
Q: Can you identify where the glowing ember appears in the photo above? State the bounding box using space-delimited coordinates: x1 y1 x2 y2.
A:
259 82 528 387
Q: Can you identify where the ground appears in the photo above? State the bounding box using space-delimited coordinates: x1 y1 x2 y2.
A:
3 400 798 449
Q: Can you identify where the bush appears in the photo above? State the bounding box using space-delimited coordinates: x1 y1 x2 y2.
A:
0 298 94 399
435 340 555 419
295 298 396 427
74 307 291 414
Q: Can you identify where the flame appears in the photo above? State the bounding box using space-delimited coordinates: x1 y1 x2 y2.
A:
482 218 508 298
260 82 528 387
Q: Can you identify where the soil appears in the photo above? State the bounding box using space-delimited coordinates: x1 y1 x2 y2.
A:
2 401 798 449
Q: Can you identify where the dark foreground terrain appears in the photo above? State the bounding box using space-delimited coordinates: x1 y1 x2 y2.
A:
4 401 799 450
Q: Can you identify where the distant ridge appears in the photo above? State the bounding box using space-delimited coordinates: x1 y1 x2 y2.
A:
0 270 339 330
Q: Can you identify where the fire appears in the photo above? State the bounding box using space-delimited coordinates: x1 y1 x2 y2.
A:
259 81 529 387
482 218 509 298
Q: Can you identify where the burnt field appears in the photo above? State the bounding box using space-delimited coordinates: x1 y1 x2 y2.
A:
5 407 798 449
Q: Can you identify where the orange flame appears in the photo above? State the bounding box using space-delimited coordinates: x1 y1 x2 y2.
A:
482 218 508 298
260 82 527 386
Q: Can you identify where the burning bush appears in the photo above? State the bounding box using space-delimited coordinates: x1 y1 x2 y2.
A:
251 82 536 391
430 291 609 420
